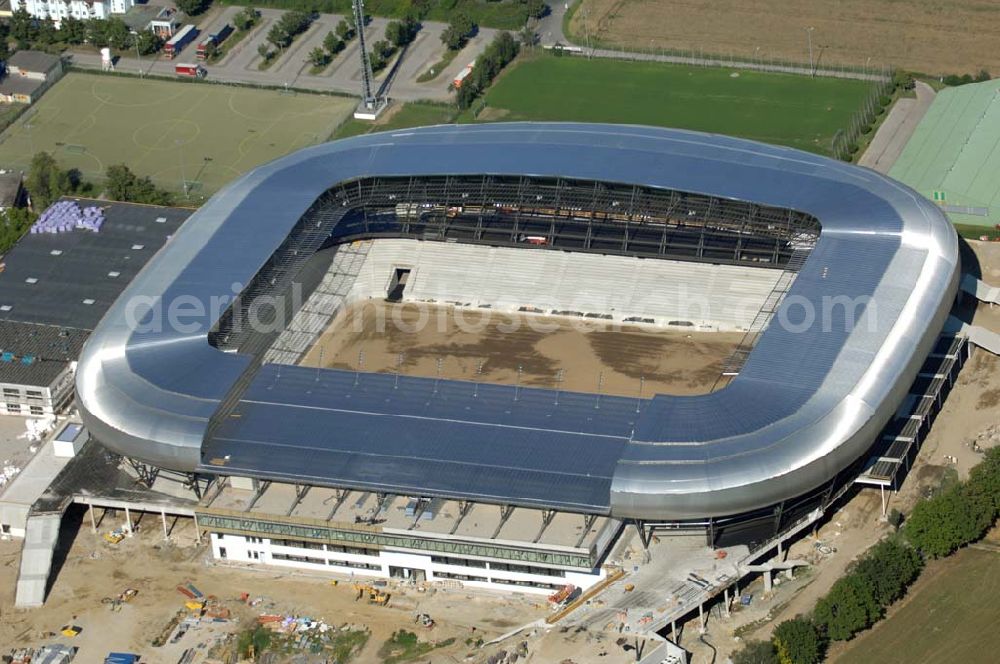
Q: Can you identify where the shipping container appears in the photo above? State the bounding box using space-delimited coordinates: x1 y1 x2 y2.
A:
165 24 199 59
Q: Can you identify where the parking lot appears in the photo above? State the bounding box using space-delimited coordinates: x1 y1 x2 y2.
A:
69 6 498 103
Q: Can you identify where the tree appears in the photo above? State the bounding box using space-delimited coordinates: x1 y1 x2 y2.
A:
441 12 475 51
26 152 73 210
524 0 547 19
9 7 37 43
0 207 38 255
519 24 538 49
851 538 922 607
308 46 329 68
59 16 87 45
323 31 343 55
267 24 290 49
732 640 779 664
773 617 823 664
176 0 211 16
234 6 260 32
813 575 879 641
335 18 354 41
86 19 108 46
35 19 58 46
135 31 164 56
257 42 272 60
104 164 172 206
904 484 991 558
385 19 418 49
105 18 133 50
368 40 394 72
967 446 1000 515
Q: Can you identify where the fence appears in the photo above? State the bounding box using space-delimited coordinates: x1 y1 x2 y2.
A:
552 43 892 84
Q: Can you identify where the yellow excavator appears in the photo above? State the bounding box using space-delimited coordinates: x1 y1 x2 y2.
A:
351 583 390 606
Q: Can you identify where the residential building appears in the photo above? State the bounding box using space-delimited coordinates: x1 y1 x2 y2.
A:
13 0 136 24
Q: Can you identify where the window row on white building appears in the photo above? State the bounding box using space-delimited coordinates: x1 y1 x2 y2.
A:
14 0 135 24
210 533 607 596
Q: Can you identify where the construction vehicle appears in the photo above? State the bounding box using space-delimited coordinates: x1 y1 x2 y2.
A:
415 613 435 629
352 582 390 606
103 528 126 544
548 584 576 605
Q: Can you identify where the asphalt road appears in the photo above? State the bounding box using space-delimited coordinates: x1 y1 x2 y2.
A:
858 81 936 173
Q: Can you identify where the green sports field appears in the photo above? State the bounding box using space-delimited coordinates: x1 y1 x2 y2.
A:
0 73 355 195
470 54 872 155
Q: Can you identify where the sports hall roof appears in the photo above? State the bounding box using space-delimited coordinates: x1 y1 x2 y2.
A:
76 124 960 520
890 79 1000 227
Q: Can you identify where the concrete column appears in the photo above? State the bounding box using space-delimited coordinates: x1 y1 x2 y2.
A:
723 587 731 617
89 504 97 534
193 512 201 544
161 510 168 540
698 602 705 633
763 569 773 594
124 506 132 532
671 620 677 642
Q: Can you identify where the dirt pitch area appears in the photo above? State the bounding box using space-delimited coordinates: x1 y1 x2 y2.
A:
0 509 545 663
570 0 1000 76
299 300 743 397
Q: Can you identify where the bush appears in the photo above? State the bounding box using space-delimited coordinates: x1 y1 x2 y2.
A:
813 574 879 641
904 484 993 558
104 164 173 206
733 639 779 664
773 617 823 664
441 12 475 50
454 31 518 109
851 538 922 608
176 0 211 15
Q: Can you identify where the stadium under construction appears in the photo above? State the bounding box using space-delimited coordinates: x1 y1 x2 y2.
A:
34 123 960 606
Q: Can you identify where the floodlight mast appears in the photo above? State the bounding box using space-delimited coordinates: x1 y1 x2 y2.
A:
353 0 378 109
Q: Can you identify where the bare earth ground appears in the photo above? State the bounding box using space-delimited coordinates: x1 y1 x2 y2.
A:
299 300 743 397
0 513 546 663
571 0 1000 75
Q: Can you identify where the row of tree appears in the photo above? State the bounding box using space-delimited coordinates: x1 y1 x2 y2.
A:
365 14 420 72
454 31 519 110
734 446 1000 664
5 8 164 55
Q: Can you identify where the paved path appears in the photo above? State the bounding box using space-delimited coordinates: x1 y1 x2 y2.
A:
859 81 936 173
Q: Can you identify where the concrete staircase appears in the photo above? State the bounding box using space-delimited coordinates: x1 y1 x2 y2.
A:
14 513 62 608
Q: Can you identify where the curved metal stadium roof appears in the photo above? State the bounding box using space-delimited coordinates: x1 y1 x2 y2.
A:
76 123 960 520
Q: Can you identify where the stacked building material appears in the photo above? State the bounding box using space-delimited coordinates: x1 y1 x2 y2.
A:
30 201 104 234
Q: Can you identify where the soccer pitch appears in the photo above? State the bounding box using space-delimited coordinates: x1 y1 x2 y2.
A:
0 73 355 195
474 54 872 155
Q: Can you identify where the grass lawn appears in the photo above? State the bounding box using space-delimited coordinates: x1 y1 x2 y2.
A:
467 54 872 155
0 73 354 196
332 102 457 140
832 546 1000 663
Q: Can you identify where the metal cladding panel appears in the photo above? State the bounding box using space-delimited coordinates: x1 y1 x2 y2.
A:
206 365 632 512
75 123 961 520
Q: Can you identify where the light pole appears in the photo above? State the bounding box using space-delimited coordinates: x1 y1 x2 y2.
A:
805 26 815 76
134 35 143 78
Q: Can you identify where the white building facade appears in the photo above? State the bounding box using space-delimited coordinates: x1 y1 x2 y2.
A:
0 362 75 418
208 532 609 596
14 0 135 24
